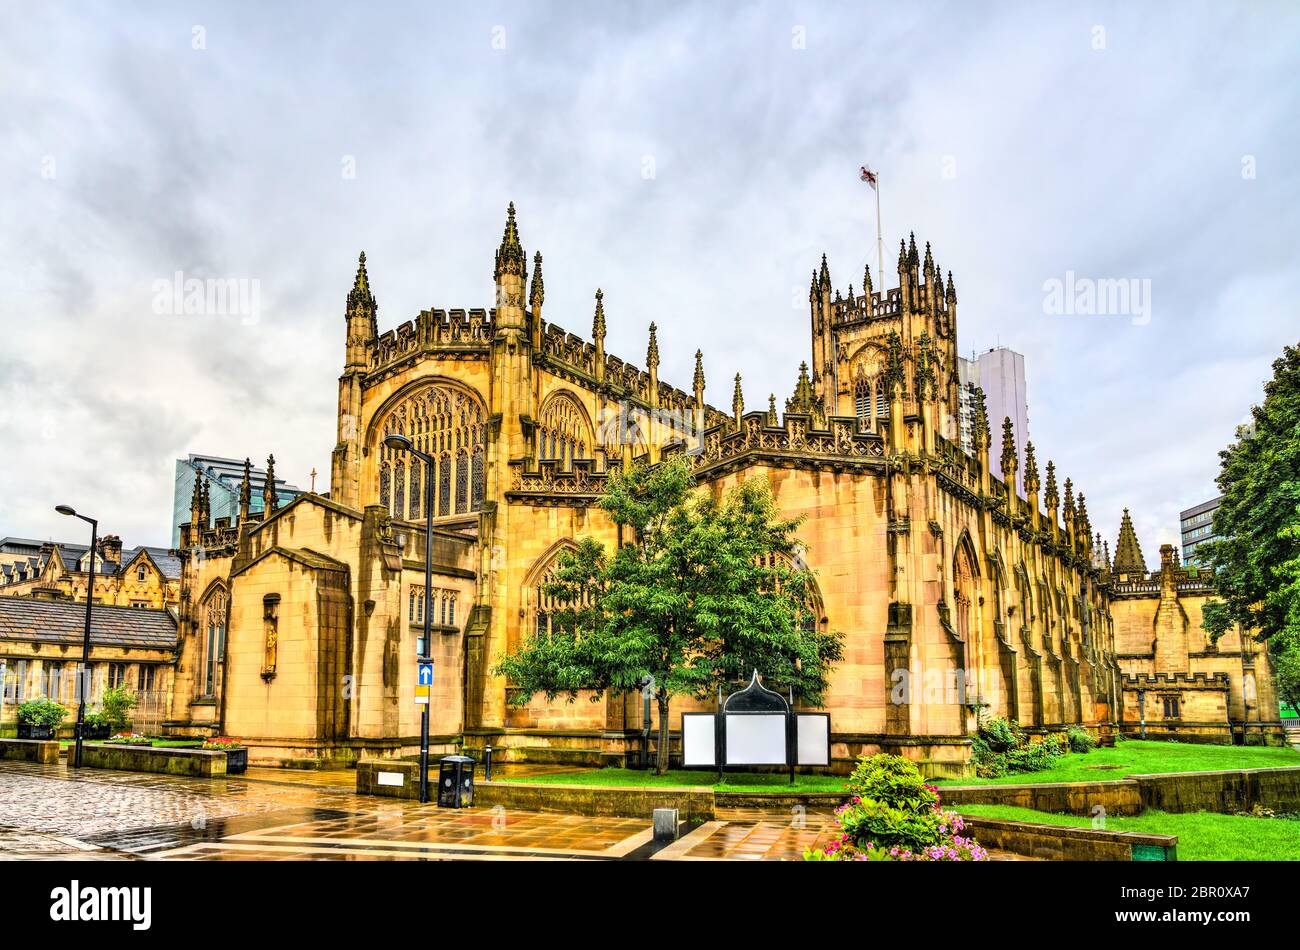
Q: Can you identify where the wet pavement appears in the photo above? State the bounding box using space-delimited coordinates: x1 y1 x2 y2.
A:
0 760 1030 861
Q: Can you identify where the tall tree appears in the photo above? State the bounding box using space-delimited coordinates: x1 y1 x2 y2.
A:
1268 512 1300 713
494 455 842 774
1201 342 1300 664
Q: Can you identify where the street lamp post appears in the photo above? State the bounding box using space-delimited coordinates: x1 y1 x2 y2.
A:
384 433 434 804
56 505 96 768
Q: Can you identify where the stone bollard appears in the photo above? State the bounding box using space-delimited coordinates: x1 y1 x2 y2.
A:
653 807 679 842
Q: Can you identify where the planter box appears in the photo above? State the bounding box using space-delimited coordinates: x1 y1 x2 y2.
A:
81 724 112 741
224 748 248 774
16 724 55 740
81 743 229 777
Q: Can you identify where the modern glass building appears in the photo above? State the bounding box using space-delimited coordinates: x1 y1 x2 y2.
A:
958 347 1030 495
1179 495 1222 566
171 455 304 546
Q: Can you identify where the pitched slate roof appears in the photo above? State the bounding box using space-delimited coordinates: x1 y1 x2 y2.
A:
120 546 183 580
0 598 178 650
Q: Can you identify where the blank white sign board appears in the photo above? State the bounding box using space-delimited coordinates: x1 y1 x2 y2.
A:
796 714 830 765
681 714 716 767
725 714 787 765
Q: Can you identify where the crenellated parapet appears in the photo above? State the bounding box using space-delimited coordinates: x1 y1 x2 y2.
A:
371 308 495 372
1122 671 1230 688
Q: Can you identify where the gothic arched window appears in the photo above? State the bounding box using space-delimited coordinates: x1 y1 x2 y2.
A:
954 545 977 645
378 384 486 520
537 392 594 469
200 586 228 699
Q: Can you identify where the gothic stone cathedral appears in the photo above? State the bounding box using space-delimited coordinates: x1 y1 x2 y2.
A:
166 205 1285 775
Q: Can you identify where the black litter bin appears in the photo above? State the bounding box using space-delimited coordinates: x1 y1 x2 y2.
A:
437 755 475 808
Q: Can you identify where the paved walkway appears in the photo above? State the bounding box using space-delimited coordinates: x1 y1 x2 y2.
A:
0 761 1029 861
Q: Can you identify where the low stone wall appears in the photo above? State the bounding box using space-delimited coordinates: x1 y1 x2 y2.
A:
715 791 843 810
1131 767 1300 814
80 743 227 777
476 781 715 822
963 816 1177 861
0 738 59 764
940 780 1144 817
942 767 1300 817
356 760 715 819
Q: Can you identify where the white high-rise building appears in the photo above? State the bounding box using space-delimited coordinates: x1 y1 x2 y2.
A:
958 347 1030 496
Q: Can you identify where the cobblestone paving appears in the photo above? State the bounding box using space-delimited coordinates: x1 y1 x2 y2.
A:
0 761 649 861
0 761 358 837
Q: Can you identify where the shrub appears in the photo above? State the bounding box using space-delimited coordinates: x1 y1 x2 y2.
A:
16 699 68 729
1067 726 1097 753
978 716 1021 753
972 725 1073 776
99 685 137 728
805 753 988 862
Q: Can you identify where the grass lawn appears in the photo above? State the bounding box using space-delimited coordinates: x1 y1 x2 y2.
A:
498 768 850 795
497 741 1300 793
935 739 1300 786
955 803 1300 861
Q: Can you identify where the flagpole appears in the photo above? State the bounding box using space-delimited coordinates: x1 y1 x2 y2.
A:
875 175 884 302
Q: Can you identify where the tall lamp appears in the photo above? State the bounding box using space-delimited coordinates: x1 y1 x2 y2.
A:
383 433 435 804
55 505 96 768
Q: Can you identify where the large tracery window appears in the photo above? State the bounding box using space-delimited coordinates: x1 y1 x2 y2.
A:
378 385 486 520
536 392 594 469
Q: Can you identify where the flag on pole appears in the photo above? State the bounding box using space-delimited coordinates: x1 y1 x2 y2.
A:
859 165 878 190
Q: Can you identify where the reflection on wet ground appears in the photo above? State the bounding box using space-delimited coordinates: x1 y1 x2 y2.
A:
0 760 1032 861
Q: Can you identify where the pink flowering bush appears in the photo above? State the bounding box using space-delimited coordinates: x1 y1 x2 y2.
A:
804 753 988 862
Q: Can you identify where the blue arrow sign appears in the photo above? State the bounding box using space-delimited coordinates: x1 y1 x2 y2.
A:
418 661 435 687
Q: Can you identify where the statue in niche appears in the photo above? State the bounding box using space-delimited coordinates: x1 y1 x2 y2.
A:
262 594 280 680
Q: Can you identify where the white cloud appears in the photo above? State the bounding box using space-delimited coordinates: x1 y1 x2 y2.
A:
0 0 1297 557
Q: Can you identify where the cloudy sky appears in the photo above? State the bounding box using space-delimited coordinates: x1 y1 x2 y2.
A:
2 1 1297 559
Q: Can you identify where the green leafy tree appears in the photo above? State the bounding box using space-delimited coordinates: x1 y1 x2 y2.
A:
494 454 843 774
1201 343 1300 662
1271 514 1300 714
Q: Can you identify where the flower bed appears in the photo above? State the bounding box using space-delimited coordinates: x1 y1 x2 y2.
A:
203 737 247 773
106 732 152 745
805 753 989 862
